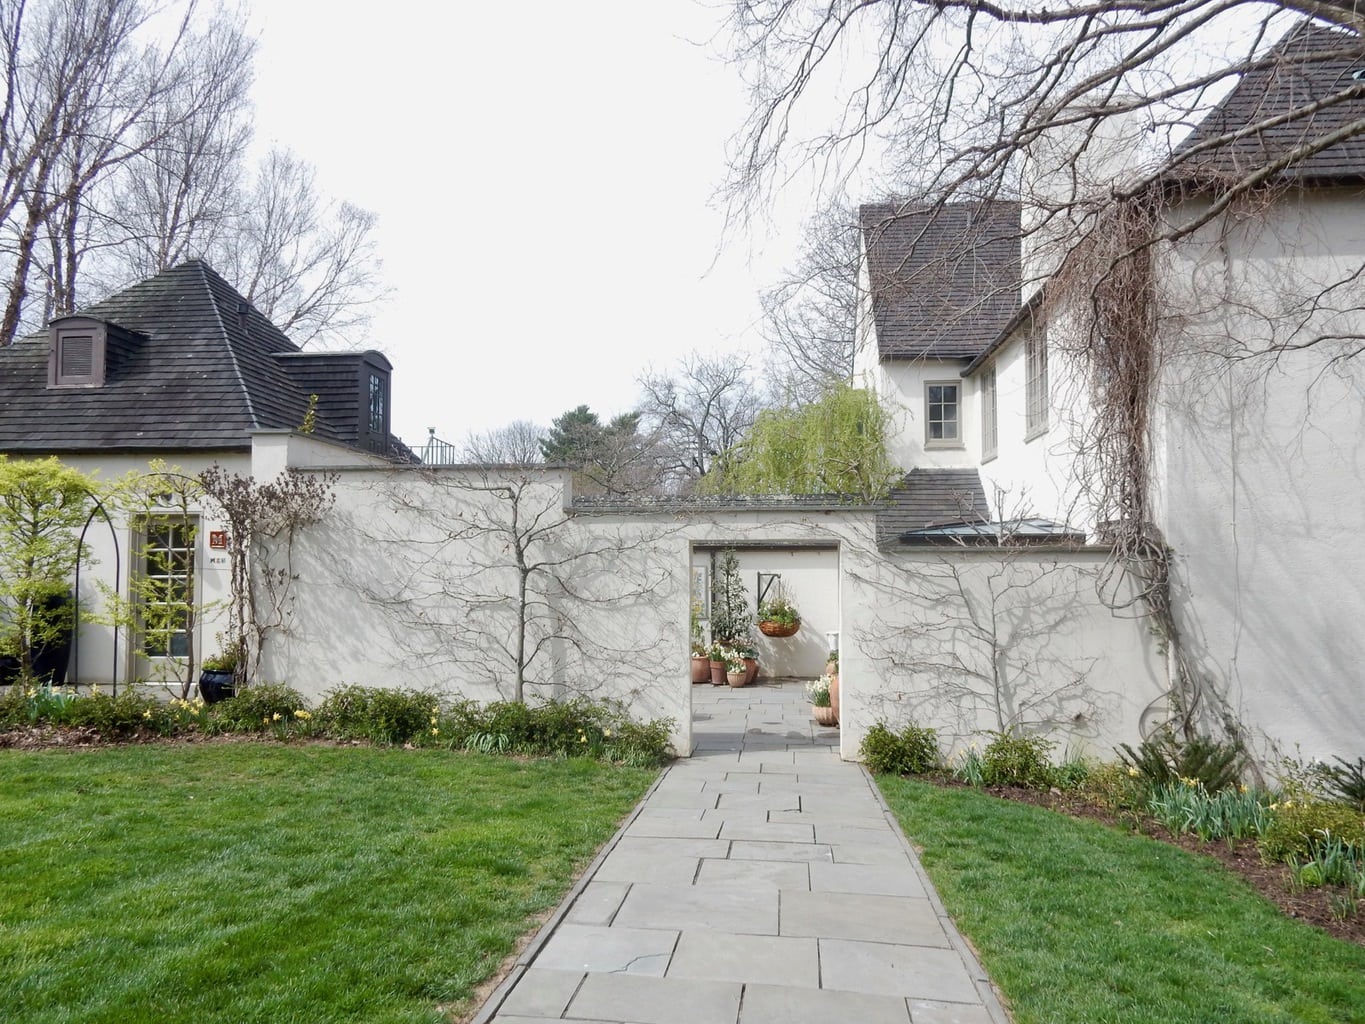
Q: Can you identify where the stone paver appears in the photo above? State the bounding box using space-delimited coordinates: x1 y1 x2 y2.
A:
471 679 1009 1024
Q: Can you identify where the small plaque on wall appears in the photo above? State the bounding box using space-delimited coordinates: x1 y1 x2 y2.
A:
208 530 228 550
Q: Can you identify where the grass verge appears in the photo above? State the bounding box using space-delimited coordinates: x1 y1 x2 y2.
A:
877 776 1365 1024
0 744 655 1023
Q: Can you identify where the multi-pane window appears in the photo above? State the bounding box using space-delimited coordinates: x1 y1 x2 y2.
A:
141 520 194 658
368 372 387 437
926 382 961 445
981 365 998 461
1026 325 1049 437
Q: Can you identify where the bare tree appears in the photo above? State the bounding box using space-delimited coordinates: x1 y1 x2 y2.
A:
198 465 337 688
459 420 547 464
637 352 758 492
0 0 192 339
211 148 385 347
762 202 862 404
99 10 255 284
0 1 384 349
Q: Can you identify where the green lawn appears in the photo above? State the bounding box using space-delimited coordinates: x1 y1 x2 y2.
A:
0 744 656 1024
877 777 1365 1024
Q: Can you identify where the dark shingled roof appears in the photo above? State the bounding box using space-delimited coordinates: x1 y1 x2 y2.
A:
0 260 409 458
1173 21 1365 183
876 468 989 547
860 200 1022 361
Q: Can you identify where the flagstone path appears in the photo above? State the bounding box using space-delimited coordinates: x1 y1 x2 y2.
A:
470 679 1009 1024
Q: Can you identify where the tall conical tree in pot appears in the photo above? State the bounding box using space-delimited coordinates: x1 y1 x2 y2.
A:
709 548 749 646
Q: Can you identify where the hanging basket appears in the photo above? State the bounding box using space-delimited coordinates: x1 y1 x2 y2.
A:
758 620 800 638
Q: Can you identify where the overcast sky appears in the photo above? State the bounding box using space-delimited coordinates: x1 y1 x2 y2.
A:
246 1 814 451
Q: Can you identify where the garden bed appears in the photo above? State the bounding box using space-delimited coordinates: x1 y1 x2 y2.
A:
958 779 1365 946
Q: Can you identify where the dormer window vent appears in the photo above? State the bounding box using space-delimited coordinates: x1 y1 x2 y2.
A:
47 317 108 388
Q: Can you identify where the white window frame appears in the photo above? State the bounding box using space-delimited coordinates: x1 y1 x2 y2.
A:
981 364 998 462
139 517 196 660
1025 325 1048 440
924 380 963 448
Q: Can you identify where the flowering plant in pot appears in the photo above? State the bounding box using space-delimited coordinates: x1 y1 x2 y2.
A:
707 640 728 685
757 590 800 637
723 646 748 687
807 675 837 727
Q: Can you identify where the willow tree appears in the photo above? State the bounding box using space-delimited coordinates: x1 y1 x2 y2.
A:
703 382 899 499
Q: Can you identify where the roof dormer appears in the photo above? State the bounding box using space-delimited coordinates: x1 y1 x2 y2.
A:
47 317 107 388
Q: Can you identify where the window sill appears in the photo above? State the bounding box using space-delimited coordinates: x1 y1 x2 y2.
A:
924 440 965 451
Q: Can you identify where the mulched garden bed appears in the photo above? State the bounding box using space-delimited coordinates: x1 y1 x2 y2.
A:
959 779 1365 947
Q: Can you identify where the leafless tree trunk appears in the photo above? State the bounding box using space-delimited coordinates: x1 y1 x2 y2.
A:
762 202 862 403
209 148 385 346
460 420 547 464
0 0 384 349
637 352 758 491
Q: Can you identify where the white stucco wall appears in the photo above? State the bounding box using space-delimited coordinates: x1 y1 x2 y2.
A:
970 324 1098 531
1154 188 1365 762
842 546 1166 759
261 442 1164 760
867 358 977 473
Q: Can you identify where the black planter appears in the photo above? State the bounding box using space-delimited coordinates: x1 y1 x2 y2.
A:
198 670 237 704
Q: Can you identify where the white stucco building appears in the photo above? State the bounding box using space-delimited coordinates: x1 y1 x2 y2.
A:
854 21 1365 762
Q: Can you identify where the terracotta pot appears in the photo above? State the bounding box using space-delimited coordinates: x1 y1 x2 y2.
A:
829 674 840 722
743 657 759 685
710 659 726 685
813 704 838 727
727 670 747 687
824 660 838 677
691 656 711 683
758 620 800 638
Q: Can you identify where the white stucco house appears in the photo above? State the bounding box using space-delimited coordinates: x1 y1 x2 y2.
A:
0 260 410 689
854 20 1365 762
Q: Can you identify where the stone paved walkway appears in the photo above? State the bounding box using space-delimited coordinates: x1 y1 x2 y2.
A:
471 679 1010 1024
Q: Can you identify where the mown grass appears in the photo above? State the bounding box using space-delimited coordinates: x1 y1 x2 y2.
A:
877 776 1365 1024
0 744 656 1023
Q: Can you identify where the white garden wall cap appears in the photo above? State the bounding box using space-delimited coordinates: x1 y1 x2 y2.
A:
570 493 869 514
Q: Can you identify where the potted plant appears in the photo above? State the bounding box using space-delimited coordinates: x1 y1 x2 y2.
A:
723 646 748 687
807 675 837 727
739 638 760 685
198 638 242 704
757 589 801 638
707 640 728 685
690 601 711 683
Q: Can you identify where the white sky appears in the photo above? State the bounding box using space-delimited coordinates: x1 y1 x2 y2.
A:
246 1 813 450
